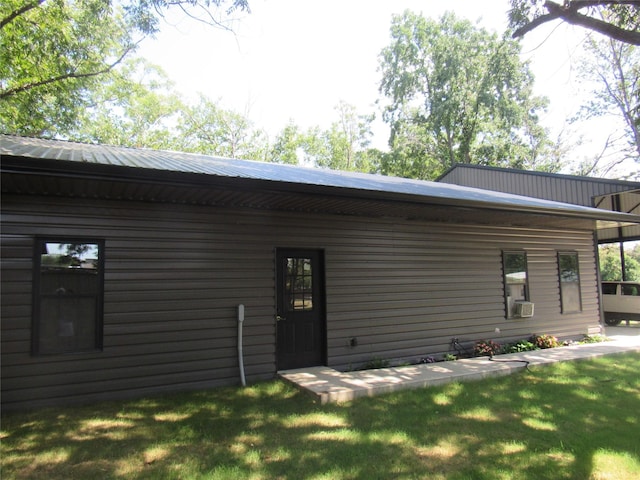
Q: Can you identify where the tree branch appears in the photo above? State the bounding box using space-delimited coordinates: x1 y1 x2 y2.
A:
0 0 45 30
0 46 135 99
513 1 640 45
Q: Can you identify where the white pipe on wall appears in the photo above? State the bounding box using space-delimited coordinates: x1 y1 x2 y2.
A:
237 304 246 387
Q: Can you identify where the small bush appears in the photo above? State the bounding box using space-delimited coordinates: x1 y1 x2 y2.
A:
443 353 457 362
503 340 538 353
531 334 560 349
579 334 609 344
474 339 501 357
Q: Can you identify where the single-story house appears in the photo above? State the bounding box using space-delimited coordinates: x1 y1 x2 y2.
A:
2 135 639 410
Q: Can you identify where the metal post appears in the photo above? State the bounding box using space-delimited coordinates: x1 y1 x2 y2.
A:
613 195 627 281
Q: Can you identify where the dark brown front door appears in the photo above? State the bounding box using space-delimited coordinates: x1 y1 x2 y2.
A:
276 249 325 370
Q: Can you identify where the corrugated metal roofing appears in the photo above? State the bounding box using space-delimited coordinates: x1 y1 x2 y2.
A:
438 163 640 206
2 134 640 227
437 163 640 241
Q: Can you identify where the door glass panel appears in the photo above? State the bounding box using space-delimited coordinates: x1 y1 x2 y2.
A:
285 257 313 311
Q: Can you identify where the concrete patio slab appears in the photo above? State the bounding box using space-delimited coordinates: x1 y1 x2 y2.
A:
279 330 640 404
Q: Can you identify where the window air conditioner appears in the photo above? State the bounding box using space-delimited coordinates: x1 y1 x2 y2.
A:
515 301 534 318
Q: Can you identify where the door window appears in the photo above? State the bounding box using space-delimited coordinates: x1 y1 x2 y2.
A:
284 257 314 311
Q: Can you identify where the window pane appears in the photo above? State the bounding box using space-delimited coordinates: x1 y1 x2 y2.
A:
504 253 527 283
35 241 102 355
285 257 313 311
503 252 528 318
558 252 581 313
559 253 579 282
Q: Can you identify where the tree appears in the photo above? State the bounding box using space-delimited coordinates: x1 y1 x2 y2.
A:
306 102 376 172
509 1 640 45
599 243 640 281
1 0 135 136
378 11 552 180
72 59 183 149
0 0 249 136
268 122 303 165
178 94 268 160
571 34 640 177
265 103 378 172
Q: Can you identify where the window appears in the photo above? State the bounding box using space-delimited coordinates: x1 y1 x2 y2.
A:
284 257 314 311
503 251 529 318
558 252 582 313
621 284 639 296
32 239 104 355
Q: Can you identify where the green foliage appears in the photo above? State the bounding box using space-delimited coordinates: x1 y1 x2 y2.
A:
268 122 303 165
378 11 551 180
0 0 249 137
579 334 609 344
531 334 560 349
177 93 268 160
0 0 135 136
503 340 538 353
72 58 183 149
508 1 640 45
599 244 640 281
266 102 377 172
474 339 502 357
443 353 457 361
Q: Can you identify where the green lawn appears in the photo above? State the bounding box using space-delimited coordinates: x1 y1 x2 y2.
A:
2 352 639 480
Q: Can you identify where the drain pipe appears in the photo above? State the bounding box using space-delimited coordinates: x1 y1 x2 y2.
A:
237 304 246 387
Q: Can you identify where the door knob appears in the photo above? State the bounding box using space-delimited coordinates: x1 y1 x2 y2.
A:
276 315 286 322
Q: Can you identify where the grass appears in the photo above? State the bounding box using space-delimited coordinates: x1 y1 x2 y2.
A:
2 352 639 480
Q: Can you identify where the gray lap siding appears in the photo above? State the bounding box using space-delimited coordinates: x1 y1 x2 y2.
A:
1 194 599 409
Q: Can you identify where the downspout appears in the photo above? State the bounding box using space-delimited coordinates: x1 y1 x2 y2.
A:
237 304 246 387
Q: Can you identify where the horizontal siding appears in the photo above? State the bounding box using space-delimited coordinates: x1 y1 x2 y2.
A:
2 194 600 409
325 220 599 369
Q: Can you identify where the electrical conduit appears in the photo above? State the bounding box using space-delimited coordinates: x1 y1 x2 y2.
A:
237 304 246 386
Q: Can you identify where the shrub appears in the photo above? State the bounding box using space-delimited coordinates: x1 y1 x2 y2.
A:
579 334 609 344
443 353 457 362
474 339 501 357
504 340 538 353
531 334 560 349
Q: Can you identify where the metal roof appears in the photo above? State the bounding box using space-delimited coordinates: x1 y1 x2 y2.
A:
438 163 640 241
438 163 640 208
2 135 640 228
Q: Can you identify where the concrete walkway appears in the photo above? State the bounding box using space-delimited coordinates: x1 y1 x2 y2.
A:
279 325 640 404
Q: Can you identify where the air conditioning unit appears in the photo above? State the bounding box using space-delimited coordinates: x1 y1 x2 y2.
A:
515 301 534 318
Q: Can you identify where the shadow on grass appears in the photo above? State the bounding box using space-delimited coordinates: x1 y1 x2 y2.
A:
2 353 639 479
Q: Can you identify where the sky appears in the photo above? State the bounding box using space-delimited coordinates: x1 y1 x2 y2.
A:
138 0 624 174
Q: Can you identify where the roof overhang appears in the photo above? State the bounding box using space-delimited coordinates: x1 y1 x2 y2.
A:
2 135 640 232
593 190 640 243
